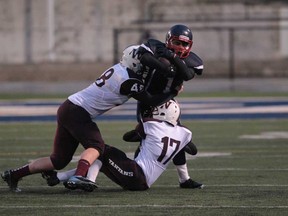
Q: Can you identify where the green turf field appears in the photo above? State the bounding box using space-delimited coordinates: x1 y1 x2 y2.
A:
0 120 288 216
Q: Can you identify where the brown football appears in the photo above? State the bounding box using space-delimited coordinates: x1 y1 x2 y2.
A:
158 57 171 66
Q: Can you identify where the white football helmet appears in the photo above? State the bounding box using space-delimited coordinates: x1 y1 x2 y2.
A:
152 100 180 126
120 45 142 74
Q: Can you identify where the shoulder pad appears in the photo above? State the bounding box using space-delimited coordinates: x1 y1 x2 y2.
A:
184 52 204 75
185 52 203 67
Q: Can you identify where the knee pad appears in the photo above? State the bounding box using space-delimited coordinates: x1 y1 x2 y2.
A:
173 150 187 165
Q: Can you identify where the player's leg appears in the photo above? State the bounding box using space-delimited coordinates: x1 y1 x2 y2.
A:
86 160 102 183
60 100 105 191
2 155 55 191
173 150 203 189
41 101 81 187
2 101 78 192
100 145 148 191
42 168 76 186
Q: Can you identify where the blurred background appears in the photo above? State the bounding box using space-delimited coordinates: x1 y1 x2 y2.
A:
0 0 288 94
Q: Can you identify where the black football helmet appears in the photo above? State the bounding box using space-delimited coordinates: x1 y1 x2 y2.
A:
165 24 193 58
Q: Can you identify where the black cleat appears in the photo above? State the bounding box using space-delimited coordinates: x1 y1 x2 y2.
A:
41 170 60 186
66 176 97 192
180 179 204 189
1 170 21 192
63 181 76 190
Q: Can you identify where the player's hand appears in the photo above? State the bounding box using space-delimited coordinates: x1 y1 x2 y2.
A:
123 129 141 142
175 84 184 93
164 65 177 78
156 46 176 59
195 69 202 76
184 141 198 155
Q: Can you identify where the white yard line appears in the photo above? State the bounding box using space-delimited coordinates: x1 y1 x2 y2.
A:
0 204 287 209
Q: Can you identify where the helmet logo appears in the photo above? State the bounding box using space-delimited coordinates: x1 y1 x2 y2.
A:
129 48 141 59
164 101 172 109
152 100 180 126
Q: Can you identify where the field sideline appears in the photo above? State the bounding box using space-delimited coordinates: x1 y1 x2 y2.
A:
0 96 288 122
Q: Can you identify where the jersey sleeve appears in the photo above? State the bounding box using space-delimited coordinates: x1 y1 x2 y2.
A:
138 40 171 74
143 39 165 55
119 79 145 96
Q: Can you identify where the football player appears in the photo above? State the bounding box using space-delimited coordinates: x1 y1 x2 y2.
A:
42 100 204 191
136 23 203 107
1 46 178 192
123 24 204 188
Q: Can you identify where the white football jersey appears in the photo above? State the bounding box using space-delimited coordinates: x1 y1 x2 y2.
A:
68 63 144 118
135 120 192 187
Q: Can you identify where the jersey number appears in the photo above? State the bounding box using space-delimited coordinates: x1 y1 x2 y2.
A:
131 83 144 93
95 68 114 87
157 136 180 165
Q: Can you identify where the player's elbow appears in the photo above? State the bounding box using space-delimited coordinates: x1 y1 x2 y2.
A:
183 72 195 81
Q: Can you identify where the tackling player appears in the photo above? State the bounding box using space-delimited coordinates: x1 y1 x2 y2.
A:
1 47 178 192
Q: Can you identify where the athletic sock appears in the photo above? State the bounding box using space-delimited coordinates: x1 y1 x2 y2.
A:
74 159 90 177
57 168 76 182
11 164 31 180
87 160 102 182
176 164 190 183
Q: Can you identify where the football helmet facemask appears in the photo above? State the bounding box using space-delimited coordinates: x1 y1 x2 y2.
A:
165 24 193 59
152 100 180 126
120 45 143 75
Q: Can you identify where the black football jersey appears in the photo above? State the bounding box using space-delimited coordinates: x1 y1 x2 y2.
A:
140 39 203 95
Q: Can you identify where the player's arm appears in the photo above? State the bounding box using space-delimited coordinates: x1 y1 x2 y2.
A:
133 88 177 107
123 122 146 142
120 78 177 107
176 123 197 155
155 45 195 81
170 57 195 81
183 141 198 155
138 46 175 77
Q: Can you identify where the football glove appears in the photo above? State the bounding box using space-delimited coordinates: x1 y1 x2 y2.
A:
183 141 198 155
164 65 177 78
156 46 176 60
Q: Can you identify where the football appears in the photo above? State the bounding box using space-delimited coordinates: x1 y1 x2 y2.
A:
158 57 171 66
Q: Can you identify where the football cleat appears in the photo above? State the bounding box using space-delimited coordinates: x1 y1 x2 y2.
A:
63 181 76 190
1 170 21 192
180 179 204 189
41 170 60 186
66 176 97 192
